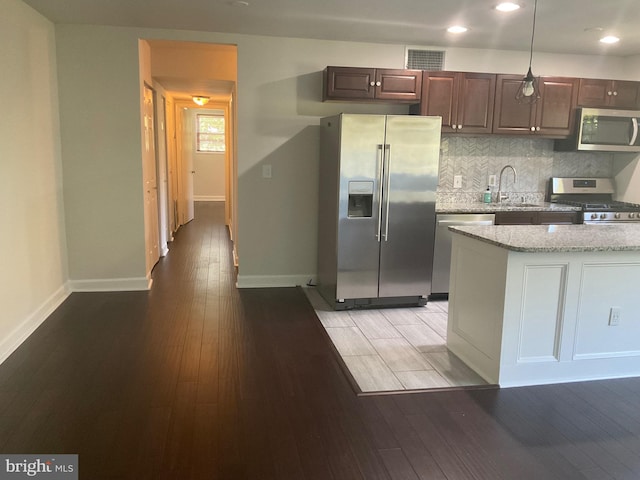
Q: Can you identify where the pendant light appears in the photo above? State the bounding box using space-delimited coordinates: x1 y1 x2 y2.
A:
515 0 540 104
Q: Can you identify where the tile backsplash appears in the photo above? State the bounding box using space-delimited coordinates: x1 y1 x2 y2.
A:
437 136 613 204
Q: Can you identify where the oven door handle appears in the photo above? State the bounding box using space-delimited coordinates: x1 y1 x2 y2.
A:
631 117 639 146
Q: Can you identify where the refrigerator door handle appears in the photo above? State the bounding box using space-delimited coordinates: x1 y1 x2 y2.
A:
630 118 638 146
376 144 384 241
382 143 391 241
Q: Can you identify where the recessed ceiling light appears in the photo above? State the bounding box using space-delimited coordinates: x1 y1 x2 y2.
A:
447 25 468 34
495 2 521 12
230 0 249 6
600 35 620 44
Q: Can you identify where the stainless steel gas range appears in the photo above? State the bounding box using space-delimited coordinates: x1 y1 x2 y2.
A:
547 177 640 225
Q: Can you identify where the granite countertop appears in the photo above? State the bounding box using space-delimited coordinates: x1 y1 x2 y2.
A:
449 224 640 252
436 202 582 214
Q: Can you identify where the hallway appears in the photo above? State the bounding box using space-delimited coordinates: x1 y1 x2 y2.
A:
1 202 640 479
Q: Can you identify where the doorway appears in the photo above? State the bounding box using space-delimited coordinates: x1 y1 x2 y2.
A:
140 40 238 270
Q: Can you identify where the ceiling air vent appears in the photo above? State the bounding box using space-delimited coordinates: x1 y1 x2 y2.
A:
405 49 445 70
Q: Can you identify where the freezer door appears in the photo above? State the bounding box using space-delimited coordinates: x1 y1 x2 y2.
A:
336 115 386 300
378 115 441 298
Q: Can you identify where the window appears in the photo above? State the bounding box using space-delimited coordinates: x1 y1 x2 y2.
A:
196 114 225 152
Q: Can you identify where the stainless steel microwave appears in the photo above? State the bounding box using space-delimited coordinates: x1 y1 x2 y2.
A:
555 107 640 152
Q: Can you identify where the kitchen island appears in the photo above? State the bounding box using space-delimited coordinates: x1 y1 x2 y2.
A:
447 224 640 387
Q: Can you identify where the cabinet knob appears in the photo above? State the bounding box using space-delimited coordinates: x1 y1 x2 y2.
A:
452 125 457 130
458 125 462 130
536 126 541 131
613 91 618 96
530 126 536 132
370 81 375 86
607 91 613 96
376 81 381 87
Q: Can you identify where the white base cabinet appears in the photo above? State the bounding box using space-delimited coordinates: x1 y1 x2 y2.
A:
447 233 640 387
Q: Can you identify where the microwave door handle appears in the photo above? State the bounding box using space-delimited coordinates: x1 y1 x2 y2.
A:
630 118 639 146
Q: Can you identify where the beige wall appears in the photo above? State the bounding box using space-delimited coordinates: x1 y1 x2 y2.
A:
56 25 148 289
149 40 237 83
444 47 633 79
0 0 68 362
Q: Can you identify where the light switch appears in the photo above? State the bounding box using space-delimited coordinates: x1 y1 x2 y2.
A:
262 164 272 179
453 175 463 189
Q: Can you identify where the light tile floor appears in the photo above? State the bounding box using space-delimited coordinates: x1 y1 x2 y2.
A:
304 288 488 393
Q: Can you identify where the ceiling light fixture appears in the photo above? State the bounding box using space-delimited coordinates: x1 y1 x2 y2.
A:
515 0 540 104
495 2 521 12
447 25 468 34
192 96 210 106
600 35 620 44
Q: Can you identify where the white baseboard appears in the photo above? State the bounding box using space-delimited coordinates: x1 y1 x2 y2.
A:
69 277 152 292
236 274 316 288
0 285 71 365
194 196 225 202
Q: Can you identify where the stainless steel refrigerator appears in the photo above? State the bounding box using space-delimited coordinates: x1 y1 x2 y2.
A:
317 114 441 310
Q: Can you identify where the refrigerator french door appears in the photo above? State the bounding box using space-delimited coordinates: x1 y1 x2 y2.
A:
317 114 441 309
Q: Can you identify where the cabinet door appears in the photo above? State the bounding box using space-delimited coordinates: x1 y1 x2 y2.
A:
457 73 496 134
324 67 375 100
577 78 640 108
494 211 538 225
417 71 458 131
493 75 536 135
538 211 579 225
610 81 640 109
375 69 422 102
577 78 610 107
535 77 578 137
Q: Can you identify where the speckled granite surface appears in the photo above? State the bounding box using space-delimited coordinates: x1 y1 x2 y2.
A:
436 202 582 214
450 224 640 252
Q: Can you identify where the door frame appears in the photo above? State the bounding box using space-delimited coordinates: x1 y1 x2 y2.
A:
172 97 235 233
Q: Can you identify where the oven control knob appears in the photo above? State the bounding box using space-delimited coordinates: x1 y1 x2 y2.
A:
591 213 598 220
600 213 607 219
615 213 621 219
630 213 636 219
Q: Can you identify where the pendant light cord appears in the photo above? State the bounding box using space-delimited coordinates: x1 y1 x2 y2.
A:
528 0 538 69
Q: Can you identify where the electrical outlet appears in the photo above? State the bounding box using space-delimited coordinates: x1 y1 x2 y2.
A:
609 307 621 326
453 175 463 189
489 175 497 187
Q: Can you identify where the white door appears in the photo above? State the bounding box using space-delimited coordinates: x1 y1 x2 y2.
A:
143 85 160 274
182 109 195 224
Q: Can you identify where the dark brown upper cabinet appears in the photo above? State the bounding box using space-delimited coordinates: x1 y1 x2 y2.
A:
493 75 578 137
577 78 640 109
412 71 496 134
323 67 422 103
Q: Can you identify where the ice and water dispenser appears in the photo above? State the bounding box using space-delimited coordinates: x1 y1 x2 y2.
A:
347 181 374 217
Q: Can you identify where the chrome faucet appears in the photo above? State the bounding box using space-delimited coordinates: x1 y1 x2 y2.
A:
497 165 517 203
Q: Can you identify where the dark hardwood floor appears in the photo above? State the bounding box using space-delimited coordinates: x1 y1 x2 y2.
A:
1 201 640 479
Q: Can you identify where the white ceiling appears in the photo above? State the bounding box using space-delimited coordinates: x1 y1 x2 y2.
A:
21 0 640 57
